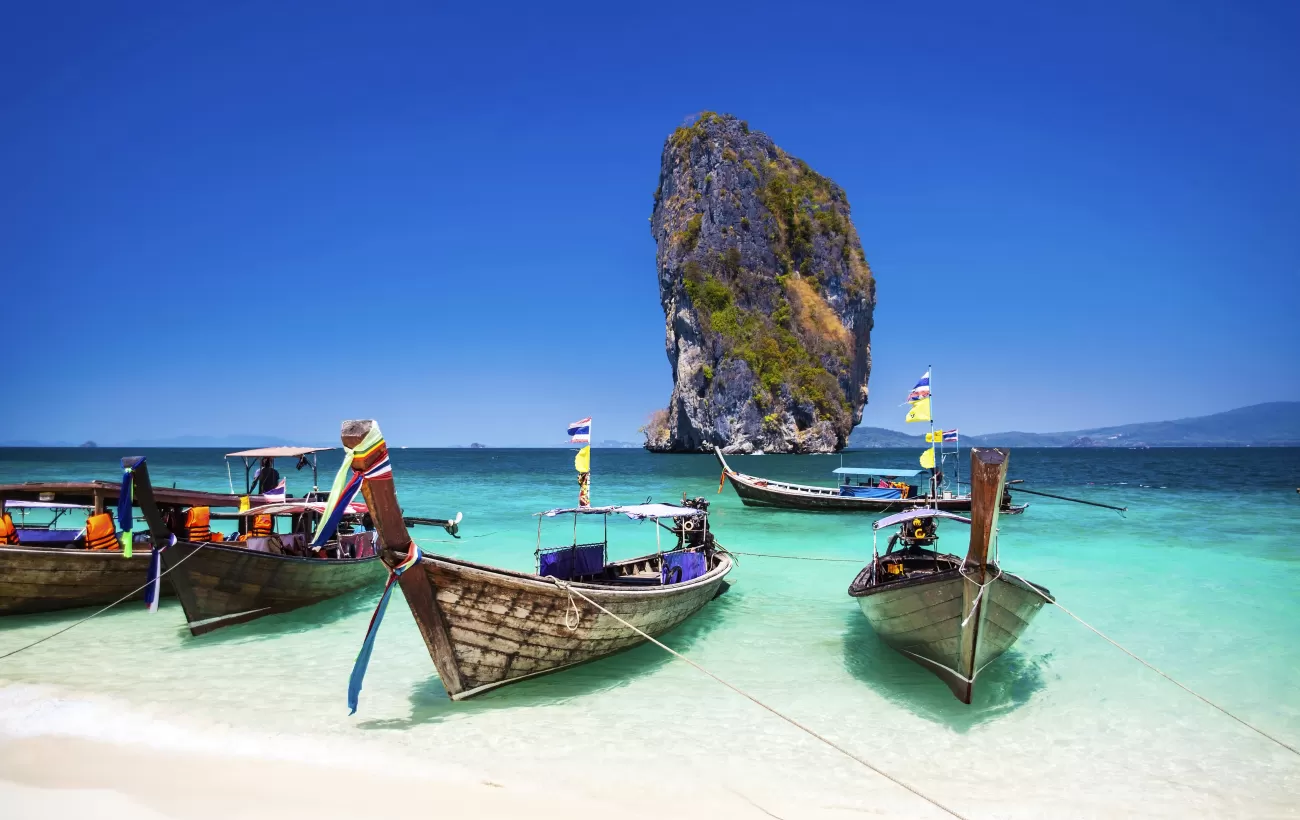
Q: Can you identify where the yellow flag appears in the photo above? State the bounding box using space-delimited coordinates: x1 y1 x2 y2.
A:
905 397 932 423
239 495 251 512
574 445 590 474
924 431 943 443
919 446 935 469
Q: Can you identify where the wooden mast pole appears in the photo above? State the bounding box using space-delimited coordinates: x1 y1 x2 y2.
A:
340 419 465 697
954 446 1010 703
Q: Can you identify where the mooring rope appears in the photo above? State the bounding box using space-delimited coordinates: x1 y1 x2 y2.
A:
551 579 968 820
721 550 861 563
1006 573 1299 758
0 542 211 662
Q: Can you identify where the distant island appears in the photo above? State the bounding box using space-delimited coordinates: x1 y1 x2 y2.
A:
468 442 487 449
78 440 97 448
847 402 1300 448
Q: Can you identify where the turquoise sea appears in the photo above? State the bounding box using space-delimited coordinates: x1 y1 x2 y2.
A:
1 446 1298 817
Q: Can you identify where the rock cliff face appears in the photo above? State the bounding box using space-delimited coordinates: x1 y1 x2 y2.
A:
643 113 875 453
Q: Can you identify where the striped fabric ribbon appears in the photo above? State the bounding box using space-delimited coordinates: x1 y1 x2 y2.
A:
347 543 421 714
310 425 391 548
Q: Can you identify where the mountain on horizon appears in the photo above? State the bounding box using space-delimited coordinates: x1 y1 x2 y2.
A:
847 401 1300 448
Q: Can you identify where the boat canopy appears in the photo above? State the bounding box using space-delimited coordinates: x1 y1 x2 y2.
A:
873 508 973 530
4 500 92 510
210 501 367 519
225 446 332 459
540 503 703 520
833 467 926 478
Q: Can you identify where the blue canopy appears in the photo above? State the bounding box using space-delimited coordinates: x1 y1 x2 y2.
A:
833 467 925 478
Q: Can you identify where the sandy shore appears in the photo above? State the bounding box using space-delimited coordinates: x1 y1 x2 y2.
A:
0 733 838 820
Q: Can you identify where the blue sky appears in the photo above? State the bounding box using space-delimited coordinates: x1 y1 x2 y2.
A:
2 1 1297 446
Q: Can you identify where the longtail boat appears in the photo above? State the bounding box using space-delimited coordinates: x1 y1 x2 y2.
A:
847 448 1052 703
715 447 1026 514
0 471 245 616
344 419 733 703
162 441 460 636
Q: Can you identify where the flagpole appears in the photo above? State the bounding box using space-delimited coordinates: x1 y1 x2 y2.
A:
929 362 936 501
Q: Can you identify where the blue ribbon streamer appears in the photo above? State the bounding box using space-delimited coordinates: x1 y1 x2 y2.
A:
348 545 422 714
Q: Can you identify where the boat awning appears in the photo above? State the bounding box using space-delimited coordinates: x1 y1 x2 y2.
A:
873 508 973 530
833 467 925 478
224 447 332 459
4 500 92 510
210 501 367 519
540 503 703 520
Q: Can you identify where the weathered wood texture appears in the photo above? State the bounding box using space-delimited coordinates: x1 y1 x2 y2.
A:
0 546 164 615
0 481 248 509
414 551 733 699
850 566 1050 701
162 542 386 635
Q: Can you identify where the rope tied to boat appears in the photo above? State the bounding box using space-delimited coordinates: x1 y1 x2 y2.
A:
555 582 969 820
1005 572 1300 759
550 579 583 632
0 540 211 662
719 550 861 563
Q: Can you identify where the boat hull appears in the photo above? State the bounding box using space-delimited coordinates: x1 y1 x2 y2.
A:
849 566 1051 701
402 551 733 700
726 471 977 512
162 541 387 635
0 546 165 616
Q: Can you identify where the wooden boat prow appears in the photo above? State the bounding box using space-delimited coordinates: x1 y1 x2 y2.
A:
848 448 1052 703
344 419 734 701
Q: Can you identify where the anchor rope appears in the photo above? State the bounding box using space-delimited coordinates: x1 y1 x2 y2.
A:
551 578 968 820
0 542 211 661
719 550 861 563
1006 573 1299 758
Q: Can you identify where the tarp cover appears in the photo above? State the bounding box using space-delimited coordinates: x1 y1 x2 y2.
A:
13 528 83 543
833 467 925 477
538 543 607 580
540 503 701 520
661 551 707 585
873 508 973 530
839 487 902 499
225 447 332 458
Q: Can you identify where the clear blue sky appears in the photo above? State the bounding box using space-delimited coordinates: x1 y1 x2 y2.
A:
2 1 1297 446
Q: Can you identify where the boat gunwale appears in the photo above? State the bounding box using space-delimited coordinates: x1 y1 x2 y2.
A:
417 547 734 600
848 556 1053 602
162 539 384 567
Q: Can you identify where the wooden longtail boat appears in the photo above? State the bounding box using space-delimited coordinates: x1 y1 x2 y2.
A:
163 442 460 636
345 419 733 701
847 448 1052 703
0 477 245 616
715 448 1026 514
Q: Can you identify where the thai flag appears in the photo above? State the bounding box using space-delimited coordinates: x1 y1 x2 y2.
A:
942 429 959 442
907 371 931 403
567 418 591 443
263 478 286 500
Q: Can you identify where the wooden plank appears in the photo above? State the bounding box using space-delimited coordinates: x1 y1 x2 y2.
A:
955 448 1010 703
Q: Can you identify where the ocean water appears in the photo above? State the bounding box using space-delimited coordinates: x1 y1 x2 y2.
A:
1 446 1298 818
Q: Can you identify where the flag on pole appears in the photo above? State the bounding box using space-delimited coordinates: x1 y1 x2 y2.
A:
567 418 591 443
907 371 931 403
942 429 959 442
574 445 590 474
920 447 936 469
905 397 931 423
925 431 943 443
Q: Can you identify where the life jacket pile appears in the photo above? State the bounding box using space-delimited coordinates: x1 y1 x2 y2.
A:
251 514 274 537
0 512 19 545
185 506 211 542
85 512 120 551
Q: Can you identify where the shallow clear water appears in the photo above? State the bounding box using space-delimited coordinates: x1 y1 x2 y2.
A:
1 447 1298 817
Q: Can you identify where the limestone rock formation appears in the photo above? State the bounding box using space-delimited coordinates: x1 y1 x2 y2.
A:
643 113 875 453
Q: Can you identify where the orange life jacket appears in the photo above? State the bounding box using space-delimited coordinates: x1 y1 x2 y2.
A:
185 507 211 542
251 513 274 537
0 513 18 545
85 512 119 551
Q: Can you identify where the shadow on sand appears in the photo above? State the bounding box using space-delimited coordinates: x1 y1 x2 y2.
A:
840 611 1051 731
356 586 740 730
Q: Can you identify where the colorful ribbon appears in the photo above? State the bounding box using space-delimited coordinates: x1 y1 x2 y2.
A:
311 424 391 548
347 543 421 714
117 461 136 558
